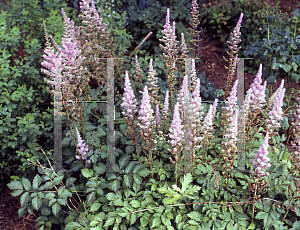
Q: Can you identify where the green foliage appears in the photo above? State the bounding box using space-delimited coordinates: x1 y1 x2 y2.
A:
244 9 300 87
5 1 300 230
0 0 82 179
198 0 288 59
98 8 134 58
112 0 193 57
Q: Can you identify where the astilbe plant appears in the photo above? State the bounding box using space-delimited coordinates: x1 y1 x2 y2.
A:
138 86 156 177
8 0 300 229
120 70 142 164
168 102 185 184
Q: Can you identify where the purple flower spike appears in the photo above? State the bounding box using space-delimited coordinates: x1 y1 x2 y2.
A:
168 102 184 147
250 132 271 178
138 86 155 135
121 71 138 121
75 128 91 163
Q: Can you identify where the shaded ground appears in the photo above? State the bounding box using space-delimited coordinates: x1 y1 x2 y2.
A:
0 0 300 229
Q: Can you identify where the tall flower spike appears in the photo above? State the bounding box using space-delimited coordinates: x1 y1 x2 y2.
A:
191 78 204 149
250 132 271 178
159 8 180 59
147 59 160 106
121 71 138 121
179 33 189 60
162 90 169 120
168 102 184 147
138 86 155 136
135 55 143 83
266 79 286 135
178 75 188 118
75 127 91 163
202 100 218 136
247 63 267 114
223 109 239 148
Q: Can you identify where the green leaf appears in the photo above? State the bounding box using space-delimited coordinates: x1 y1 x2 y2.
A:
90 202 101 212
65 222 83 230
248 221 255 229
7 181 23 191
106 193 118 201
130 213 137 225
103 217 115 227
130 200 140 208
136 168 151 177
32 196 42 211
133 174 143 185
255 211 268 219
233 205 243 214
10 190 23 196
283 63 292 72
44 181 54 190
20 192 30 207
187 211 202 221
22 178 31 191
81 168 93 178
32 175 42 190
53 175 64 185
18 206 26 218
181 173 193 193
125 145 135 154
57 187 72 201
66 177 76 187
52 202 61 216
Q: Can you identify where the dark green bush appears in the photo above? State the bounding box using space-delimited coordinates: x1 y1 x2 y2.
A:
0 0 82 181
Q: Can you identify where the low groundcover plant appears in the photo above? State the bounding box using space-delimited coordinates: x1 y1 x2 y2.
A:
6 0 300 229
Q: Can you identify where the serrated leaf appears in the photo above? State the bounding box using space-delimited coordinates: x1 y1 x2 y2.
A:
32 174 42 190
130 200 140 208
181 173 193 193
65 222 82 230
125 161 136 173
130 213 137 225
133 174 143 185
52 202 61 216
20 192 30 207
53 175 64 185
187 211 202 221
32 196 42 211
152 217 161 228
44 181 54 190
136 168 151 177
103 217 115 227
233 204 243 213
255 211 268 219
124 175 131 188
66 177 76 187
119 155 131 169
133 164 143 174
57 187 72 201
81 168 93 178
10 190 23 197
44 192 55 200
18 206 26 218
106 193 118 201
125 145 135 154
7 181 23 191
90 202 101 212
164 195 182 205
22 178 31 191
113 199 124 206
